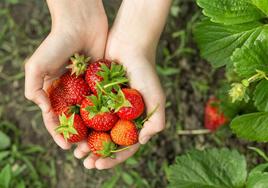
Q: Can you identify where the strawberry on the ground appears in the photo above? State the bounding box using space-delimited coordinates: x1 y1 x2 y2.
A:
55 113 88 143
204 97 228 131
80 96 118 131
66 53 91 77
48 72 90 115
111 119 138 146
87 131 116 157
85 60 128 94
116 88 145 120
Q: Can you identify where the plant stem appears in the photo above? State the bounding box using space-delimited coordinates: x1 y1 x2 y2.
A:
142 105 159 124
103 79 129 89
177 129 212 135
111 146 130 153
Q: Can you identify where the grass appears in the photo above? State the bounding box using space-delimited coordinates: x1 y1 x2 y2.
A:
0 0 267 187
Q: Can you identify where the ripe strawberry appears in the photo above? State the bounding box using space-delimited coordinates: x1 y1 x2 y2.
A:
116 88 145 120
55 113 88 143
66 53 91 77
85 60 128 94
87 131 116 157
48 72 90 115
111 120 138 146
80 96 118 131
85 59 111 94
204 97 228 131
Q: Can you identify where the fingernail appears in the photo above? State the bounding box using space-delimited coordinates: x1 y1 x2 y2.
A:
140 136 150 144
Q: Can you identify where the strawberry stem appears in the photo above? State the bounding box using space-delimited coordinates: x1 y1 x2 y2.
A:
141 104 159 124
177 129 212 135
111 146 131 153
103 78 129 89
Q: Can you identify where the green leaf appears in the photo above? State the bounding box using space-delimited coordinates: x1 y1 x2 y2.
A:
197 0 265 25
122 172 134 185
0 151 10 161
246 163 268 188
194 19 268 67
167 148 247 188
253 80 268 112
101 175 120 188
251 0 268 15
231 112 268 142
232 40 268 78
0 164 12 188
0 131 11 150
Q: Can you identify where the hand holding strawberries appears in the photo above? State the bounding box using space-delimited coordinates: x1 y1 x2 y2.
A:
25 0 172 169
24 0 108 149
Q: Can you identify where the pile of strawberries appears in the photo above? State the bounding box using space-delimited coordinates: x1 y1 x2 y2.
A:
47 54 148 157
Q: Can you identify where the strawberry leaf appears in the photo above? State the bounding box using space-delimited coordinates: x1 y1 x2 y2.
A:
246 163 268 188
232 40 268 78
167 148 247 188
197 0 265 25
251 0 268 16
231 112 268 142
253 80 268 112
194 18 268 68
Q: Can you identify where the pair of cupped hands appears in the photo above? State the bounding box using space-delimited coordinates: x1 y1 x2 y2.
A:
24 0 168 169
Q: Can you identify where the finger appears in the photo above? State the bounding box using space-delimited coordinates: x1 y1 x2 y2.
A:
138 101 165 144
74 141 90 159
136 71 166 144
42 110 71 150
25 33 79 149
83 154 99 169
95 144 140 170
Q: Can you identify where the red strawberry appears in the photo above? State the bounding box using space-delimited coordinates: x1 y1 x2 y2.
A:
87 131 116 157
204 97 228 131
55 113 88 143
85 59 111 94
111 120 138 146
117 88 145 120
48 72 90 115
66 53 91 77
80 96 118 131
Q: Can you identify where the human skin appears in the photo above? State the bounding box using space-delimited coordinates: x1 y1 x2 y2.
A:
24 0 108 149
73 0 172 170
25 0 171 170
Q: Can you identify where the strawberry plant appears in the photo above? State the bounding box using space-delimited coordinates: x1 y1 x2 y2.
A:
167 147 268 188
194 0 268 142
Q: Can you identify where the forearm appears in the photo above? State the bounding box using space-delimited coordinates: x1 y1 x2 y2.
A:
112 0 172 51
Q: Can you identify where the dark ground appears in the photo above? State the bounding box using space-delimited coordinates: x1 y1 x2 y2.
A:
0 0 266 187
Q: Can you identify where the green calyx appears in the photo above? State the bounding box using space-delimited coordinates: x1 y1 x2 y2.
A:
97 141 131 158
55 113 78 141
135 105 159 129
97 62 129 92
97 141 117 158
85 94 109 119
67 105 80 114
66 53 91 77
107 88 132 112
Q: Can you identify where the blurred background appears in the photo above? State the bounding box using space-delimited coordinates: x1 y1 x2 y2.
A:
0 0 266 187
